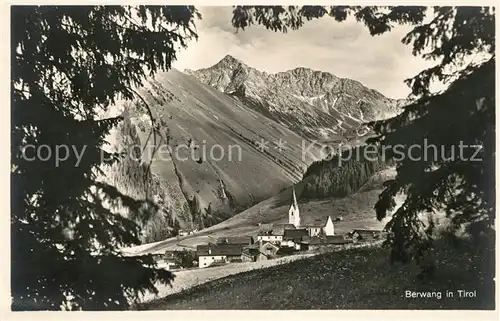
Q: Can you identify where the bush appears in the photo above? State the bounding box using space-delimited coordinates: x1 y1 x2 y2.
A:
173 249 197 268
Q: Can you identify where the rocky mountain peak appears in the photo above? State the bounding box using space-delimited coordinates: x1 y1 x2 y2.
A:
186 54 405 140
216 54 244 68
288 66 315 75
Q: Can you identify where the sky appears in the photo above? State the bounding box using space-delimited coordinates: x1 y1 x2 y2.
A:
172 7 436 99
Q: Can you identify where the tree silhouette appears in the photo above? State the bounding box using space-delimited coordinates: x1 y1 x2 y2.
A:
232 6 495 262
12 6 200 310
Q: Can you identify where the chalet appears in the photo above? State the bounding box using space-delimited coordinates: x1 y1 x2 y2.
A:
281 228 309 249
196 244 243 268
259 241 280 258
257 223 295 243
300 235 353 251
241 247 260 262
256 230 282 243
257 252 272 261
216 236 254 246
241 246 273 262
160 251 182 270
348 229 384 242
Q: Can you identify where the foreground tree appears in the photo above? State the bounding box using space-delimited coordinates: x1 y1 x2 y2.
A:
232 6 495 262
12 6 200 310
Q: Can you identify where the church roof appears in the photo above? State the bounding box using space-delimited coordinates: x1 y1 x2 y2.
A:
271 223 296 236
301 216 332 227
283 229 309 241
290 186 299 210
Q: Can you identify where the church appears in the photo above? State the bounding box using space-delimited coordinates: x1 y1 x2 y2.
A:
288 186 335 237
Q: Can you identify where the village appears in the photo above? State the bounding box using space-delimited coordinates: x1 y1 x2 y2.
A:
157 187 385 271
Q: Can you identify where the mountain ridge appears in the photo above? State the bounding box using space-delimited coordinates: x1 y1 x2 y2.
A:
189 54 399 101
185 55 407 141
102 68 324 242
103 55 408 242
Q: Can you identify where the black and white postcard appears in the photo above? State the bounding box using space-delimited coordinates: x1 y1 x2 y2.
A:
7 3 498 316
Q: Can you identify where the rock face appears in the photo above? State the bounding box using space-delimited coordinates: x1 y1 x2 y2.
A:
104 68 323 242
105 55 408 242
186 55 406 141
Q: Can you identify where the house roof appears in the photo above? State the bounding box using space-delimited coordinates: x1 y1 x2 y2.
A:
271 223 296 235
242 248 260 256
196 244 243 256
350 229 385 241
216 236 253 245
258 253 272 259
352 229 383 235
301 216 332 227
260 242 280 250
243 247 275 259
301 235 353 245
283 229 309 241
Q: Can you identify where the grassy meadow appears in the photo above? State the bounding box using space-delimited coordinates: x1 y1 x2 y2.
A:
140 238 494 310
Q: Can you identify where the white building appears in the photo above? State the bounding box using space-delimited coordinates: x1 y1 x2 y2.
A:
256 234 283 243
196 244 243 268
287 185 335 237
257 223 295 243
288 187 301 228
256 186 335 248
281 228 309 249
302 216 335 237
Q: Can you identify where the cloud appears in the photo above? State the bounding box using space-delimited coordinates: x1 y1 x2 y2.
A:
173 7 435 99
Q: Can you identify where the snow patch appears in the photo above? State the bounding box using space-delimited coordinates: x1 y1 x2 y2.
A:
292 94 325 105
330 95 339 110
345 113 363 124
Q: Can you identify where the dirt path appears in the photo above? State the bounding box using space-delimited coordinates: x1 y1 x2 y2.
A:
140 253 316 302
140 241 382 303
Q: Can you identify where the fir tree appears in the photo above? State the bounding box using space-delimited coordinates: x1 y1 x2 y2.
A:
232 6 495 262
12 5 200 310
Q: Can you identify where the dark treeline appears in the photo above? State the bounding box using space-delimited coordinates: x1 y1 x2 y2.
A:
301 145 390 199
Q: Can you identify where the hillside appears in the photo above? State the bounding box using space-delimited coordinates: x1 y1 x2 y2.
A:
124 168 397 255
103 55 407 242
140 239 494 310
186 55 406 140
102 69 324 241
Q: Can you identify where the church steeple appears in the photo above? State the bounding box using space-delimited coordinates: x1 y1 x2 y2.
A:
291 187 298 210
288 186 300 227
